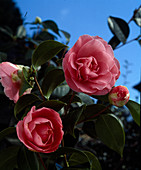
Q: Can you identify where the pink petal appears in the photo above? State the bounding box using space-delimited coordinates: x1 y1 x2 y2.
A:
0 62 18 77
77 39 106 58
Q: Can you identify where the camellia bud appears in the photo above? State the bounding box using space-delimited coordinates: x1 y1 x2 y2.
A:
108 85 130 107
35 16 42 24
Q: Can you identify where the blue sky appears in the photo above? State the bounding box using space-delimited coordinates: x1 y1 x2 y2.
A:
14 0 140 102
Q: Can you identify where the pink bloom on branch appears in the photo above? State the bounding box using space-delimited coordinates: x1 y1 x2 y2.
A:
63 35 120 95
108 85 130 107
16 106 64 153
0 62 31 103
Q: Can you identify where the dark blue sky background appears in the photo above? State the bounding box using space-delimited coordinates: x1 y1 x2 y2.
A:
14 0 140 102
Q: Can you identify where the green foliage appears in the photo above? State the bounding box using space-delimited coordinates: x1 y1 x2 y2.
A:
14 94 41 119
42 68 65 99
0 3 140 170
126 100 140 126
17 146 39 170
32 40 68 69
37 100 67 111
0 127 16 142
95 114 125 157
69 151 102 170
0 146 20 170
108 16 129 44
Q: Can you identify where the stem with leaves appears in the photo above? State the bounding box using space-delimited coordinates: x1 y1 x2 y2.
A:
77 104 112 124
115 35 141 50
34 76 46 101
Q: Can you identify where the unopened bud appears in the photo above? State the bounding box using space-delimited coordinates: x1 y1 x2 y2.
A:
108 85 130 107
35 16 42 24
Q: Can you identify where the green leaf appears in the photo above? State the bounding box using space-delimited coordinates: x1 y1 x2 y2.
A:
108 16 130 43
69 151 102 170
14 94 41 119
133 7 141 27
19 67 33 96
126 100 140 126
82 121 97 138
92 93 109 102
60 94 82 104
47 147 91 169
108 36 121 49
17 146 39 170
0 127 16 142
35 31 56 41
42 20 60 36
0 146 20 170
51 83 70 98
60 30 71 45
63 105 85 136
16 25 26 38
0 26 13 39
37 100 67 111
78 104 111 124
32 40 67 68
95 114 125 157
42 68 65 99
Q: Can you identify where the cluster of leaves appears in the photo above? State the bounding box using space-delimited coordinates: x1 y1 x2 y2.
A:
108 5 141 49
0 2 140 170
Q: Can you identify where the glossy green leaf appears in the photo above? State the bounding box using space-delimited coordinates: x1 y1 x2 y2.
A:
16 25 26 38
95 114 125 157
47 147 91 169
108 16 129 43
82 121 97 138
0 146 20 170
32 40 67 68
42 68 65 99
0 127 16 142
35 31 56 41
69 151 102 170
19 67 33 96
14 94 41 119
133 7 141 27
126 100 140 126
0 26 13 38
17 146 39 170
42 20 60 36
78 104 111 124
63 105 85 136
60 94 82 104
51 83 70 98
60 30 71 45
108 35 121 49
37 100 66 111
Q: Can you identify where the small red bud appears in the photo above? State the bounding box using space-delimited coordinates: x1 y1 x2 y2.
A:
108 85 130 107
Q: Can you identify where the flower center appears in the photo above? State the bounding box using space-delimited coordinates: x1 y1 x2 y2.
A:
76 56 99 81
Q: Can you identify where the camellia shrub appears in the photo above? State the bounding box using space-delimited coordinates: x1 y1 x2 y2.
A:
0 4 140 170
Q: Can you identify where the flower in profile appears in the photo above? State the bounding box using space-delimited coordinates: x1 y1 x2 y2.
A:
63 35 120 96
0 62 31 103
16 106 64 153
108 85 130 107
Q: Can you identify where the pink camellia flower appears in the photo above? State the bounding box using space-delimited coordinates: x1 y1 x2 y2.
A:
108 85 130 107
0 62 31 103
16 106 64 153
63 35 120 95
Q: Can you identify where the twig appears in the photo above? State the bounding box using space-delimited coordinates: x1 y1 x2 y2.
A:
64 90 75 115
77 104 112 124
37 153 47 170
114 35 141 50
61 139 69 167
34 76 46 101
